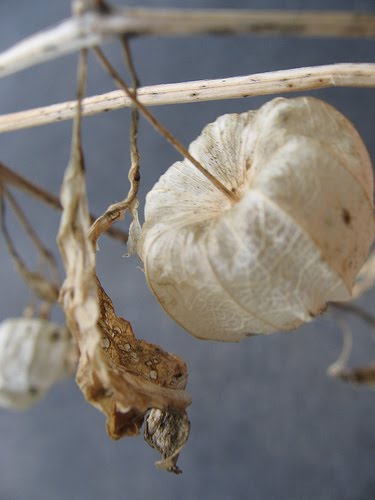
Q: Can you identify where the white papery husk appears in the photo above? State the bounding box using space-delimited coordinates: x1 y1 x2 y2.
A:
0 318 75 410
140 97 375 341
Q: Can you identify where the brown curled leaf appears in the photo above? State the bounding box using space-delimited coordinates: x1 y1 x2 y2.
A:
57 50 191 472
95 279 191 439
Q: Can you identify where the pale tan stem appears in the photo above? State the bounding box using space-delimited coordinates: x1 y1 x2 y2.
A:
4 188 60 286
1 63 374 134
0 9 374 78
0 161 62 209
0 161 128 243
88 39 141 248
0 189 59 303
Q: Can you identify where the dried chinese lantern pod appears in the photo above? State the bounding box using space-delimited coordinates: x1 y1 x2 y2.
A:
0 318 77 410
139 97 375 342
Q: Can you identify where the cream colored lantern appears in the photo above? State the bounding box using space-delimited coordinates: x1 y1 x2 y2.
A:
139 97 374 341
0 318 76 409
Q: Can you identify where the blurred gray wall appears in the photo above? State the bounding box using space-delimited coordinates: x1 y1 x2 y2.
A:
1 1 375 499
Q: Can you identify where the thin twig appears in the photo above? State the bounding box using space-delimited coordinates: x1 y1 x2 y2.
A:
70 48 87 162
122 37 141 172
93 46 237 202
0 161 62 209
4 188 60 286
327 315 353 377
1 63 375 134
123 35 140 201
0 161 128 243
88 37 141 247
0 189 59 303
1 9 375 78
328 303 375 385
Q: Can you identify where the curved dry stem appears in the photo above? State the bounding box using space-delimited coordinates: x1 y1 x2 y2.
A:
4 188 60 287
88 38 141 248
328 304 375 385
327 315 353 377
0 189 59 303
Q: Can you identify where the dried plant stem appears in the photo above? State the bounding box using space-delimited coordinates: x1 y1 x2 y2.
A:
1 9 374 78
93 46 237 201
123 35 141 215
328 303 375 383
0 189 59 303
4 188 60 286
57 47 191 470
89 38 141 246
1 63 374 134
327 316 353 377
0 161 61 209
0 161 128 243
123 37 140 170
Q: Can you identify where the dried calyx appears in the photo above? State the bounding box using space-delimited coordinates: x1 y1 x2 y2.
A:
139 96 374 341
0 317 76 410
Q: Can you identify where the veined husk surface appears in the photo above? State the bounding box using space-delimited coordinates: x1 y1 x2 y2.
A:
140 97 375 341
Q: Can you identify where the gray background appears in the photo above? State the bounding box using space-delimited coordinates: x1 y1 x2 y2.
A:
1 1 375 499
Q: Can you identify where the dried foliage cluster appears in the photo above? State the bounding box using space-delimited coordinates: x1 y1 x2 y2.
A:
1 1 375 473
56 46 192 472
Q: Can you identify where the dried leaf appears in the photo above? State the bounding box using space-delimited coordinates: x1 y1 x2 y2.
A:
57 50 191 471
95 280 190 440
